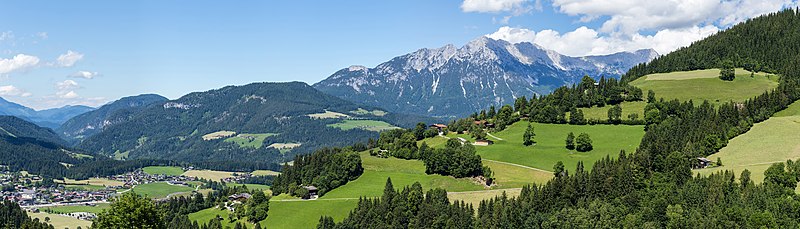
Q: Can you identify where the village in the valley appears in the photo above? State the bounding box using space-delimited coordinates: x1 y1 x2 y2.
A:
0 166 228 221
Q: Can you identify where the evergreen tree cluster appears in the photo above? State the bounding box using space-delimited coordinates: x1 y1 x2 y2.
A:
319 179 475 229
0 201 54 229
271 148 363 198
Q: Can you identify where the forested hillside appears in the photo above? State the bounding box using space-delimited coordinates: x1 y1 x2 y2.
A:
58 94 167 143
0 115 173 179
76 82 433 170
623 9 800 82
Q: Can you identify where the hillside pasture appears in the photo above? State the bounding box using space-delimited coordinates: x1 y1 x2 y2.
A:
321 151 485 199
576 101 648 122
142 166 185 176
630 68 779 105
307 110 350 119
350 108 388 116
30 212 92 229
42 203 111 214
327 119 400 132
56 177 125 187
224 133 278 149
251 170 281 176
696 101 800 185
264 199 358 229
202 131 236 140
182 169 235 181
475 121 645 172
132 182 194 198
448 188 522 208
189 207 256 228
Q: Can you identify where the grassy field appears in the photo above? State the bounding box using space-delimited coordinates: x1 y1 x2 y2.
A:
482 159 553 189
132 182 194 198
30 212 92 229
576 101 648 121
251 170 280 176
696 100 800 185
182 170 235 181
42 203 111 214
224 133 279 149
264 199 357 228
630 68 779 105
307 110 350 119
56 178 125 187
227 183 271 191
267 143 302 153
448 188 522 208
474 121 645 172
142 166 185 176
350 108 387 116
189 207 256 228
321 151 485 199
327 119 400 132
202 130 237 140
261 148 553 228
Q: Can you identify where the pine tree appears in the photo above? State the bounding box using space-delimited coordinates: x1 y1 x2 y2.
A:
523 123 535 146
565 132 575 150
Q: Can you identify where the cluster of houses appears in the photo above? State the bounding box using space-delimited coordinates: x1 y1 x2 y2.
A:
2 185 116 207
221 172 253 184
107 169 195 188
429 122 494 146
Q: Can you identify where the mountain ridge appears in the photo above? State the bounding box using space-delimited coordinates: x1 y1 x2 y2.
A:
0 97 95 129
314 37 657 118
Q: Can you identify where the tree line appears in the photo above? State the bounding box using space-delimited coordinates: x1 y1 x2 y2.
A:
271 147 363 198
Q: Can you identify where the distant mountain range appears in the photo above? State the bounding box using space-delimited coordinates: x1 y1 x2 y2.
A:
0 97 95 129
58 94 168 143
314 37 658 118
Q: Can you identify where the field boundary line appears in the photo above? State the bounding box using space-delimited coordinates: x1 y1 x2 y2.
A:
271 197 360 202
487 133 504 141
483 159 551 173
447 188 521 195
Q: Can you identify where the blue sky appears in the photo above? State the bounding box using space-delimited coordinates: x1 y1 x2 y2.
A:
0 0 796 109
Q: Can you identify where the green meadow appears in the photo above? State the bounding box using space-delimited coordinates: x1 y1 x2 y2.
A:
43 203 111 214
327 119 400 132
132 182 194 199
142 166 184 176
629 68 779 105
473 121 645 172
224 133 278 149
577 101 648 121
188 207 256 228
696 100 800 186
264 199 357 229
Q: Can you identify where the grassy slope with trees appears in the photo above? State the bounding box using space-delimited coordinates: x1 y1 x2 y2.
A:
697 100 800 190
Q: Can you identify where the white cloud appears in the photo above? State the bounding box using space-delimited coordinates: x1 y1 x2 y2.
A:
58 91 79 99
0 85 31 97
0 54 40 74
56 80 80 91
462 0 531 14
36 32 48 40
487 25 720 56
551 0 797 35
69 71 100 79
55 50 83 67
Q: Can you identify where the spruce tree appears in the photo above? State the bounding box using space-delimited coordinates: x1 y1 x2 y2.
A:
523 123 535 146
566 132 575 150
